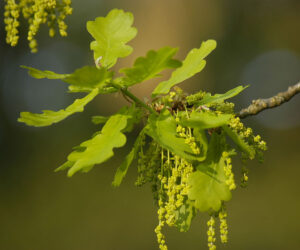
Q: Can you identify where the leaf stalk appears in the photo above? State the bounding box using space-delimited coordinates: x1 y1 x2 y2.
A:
110 82 156 114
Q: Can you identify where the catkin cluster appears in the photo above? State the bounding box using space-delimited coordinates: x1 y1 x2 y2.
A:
206 205 229 250
135 89 266 250
206 99 267 188
154 150 194 250
4 0 72 52
229 116 267 186
135 112 201 250
229 116 267 156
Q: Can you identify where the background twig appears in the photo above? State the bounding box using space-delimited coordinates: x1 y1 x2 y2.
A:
237 82 300 119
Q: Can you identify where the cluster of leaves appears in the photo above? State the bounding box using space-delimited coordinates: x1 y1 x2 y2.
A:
18 9 267 250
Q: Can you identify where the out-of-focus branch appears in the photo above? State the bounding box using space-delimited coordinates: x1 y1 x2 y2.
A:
237 82 300 119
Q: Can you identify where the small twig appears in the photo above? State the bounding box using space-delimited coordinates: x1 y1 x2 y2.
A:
110 82 156 115
237 82 300 119
121 91 133 104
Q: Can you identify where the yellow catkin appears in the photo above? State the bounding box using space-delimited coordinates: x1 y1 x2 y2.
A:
154 145 194 250
240 166 249 187
229 117 267 154
219 208 228 243
207 216 216 250
4 0 73 52
222 151 236 190
176 115 201 155
164 156 193 226
155 198 168 250
4 0 20 46
154 149 168 250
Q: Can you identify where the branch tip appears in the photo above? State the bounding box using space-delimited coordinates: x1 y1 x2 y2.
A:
237 82 300 119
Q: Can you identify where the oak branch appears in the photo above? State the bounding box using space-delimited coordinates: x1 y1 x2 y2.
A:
237 82 300 119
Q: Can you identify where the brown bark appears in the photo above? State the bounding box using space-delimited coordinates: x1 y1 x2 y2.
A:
237 82 300 119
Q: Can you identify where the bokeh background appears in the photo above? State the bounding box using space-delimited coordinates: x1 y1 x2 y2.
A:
0 0 300 249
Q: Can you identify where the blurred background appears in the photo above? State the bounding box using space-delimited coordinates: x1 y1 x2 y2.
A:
0 0 300 249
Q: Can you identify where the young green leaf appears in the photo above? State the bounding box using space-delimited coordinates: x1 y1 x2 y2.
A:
119 47 182 87
92 105 141 128
87 9 137 68
222 125 256 159
22 65 116 94
152 40 217 97
179 111 232 130
193 129 208 161
21 65 69 79
63 66 113 90
91 116 109 125
68 85 117 94
112 129 145 187
18 88 99 127
55 161 74 172
188 132 232 212
174 200 197 232
58 113 130 177
145 110 201 161
189 85 248 106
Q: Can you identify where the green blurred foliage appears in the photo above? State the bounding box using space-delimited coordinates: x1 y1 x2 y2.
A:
0 0 299 249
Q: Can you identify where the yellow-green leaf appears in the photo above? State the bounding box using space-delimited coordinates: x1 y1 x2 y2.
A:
188 133 232 212
21 65 69 79
58 114 129 177
87 9 137 68
145 110 200 161
152 40 216 97
119 47 181 86
222 125 256 159
112 129 145 187
174 200 197 232
18 88 99 127
63 66 113 90
180 111 232 130
91 116 109 125
189 85 248 106
22 65 116 94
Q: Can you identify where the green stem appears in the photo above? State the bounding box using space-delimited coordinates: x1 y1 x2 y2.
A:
110 83 156 114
